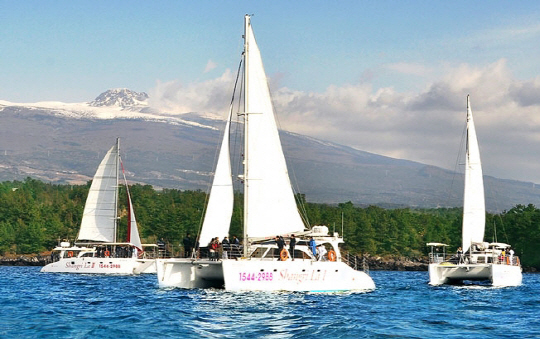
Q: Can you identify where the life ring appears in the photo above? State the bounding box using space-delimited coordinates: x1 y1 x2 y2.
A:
328 250 337 262
104 250 110 257
280 248 289 261
67 251 74 258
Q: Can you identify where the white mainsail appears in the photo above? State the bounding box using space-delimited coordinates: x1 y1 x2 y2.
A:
77 141 119 243
199 106 234 246
243 15 306 239
461 95 485 253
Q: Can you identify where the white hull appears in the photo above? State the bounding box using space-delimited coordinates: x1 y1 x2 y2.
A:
41 257 156 274
157 258 375 292
428 262 522 287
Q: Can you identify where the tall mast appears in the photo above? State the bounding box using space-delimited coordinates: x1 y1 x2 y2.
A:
242 14 250 256
114 137 120 243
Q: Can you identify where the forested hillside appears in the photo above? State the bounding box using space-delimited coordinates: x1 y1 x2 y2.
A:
1 178 539 269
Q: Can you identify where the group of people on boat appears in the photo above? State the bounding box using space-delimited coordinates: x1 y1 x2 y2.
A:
189 235 241 260
96 245 136 259
275 234 333 262
498 248 516 265
453 245 517 266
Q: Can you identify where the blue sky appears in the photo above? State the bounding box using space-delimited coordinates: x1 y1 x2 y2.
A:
2 1 540 185
3 1 539 102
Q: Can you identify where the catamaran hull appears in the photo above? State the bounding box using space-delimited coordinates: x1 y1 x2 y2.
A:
156 259 224 289
40 258 156 274
428 263 522 287
156 258 375 292
222 260 375 292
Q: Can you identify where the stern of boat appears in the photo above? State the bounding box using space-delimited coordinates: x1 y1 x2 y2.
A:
491 264 522 287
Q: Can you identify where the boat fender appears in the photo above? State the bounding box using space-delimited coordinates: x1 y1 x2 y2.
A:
506 256 510 265
67 251 74 258
328 250 337 262
104 250 110 257
280 248 289 261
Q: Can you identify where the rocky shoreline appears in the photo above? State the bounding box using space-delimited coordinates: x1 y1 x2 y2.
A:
0 254 51 266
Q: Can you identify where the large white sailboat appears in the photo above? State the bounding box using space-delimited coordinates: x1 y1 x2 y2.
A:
156 15 375 292
41 138 157 274
427 96 522 286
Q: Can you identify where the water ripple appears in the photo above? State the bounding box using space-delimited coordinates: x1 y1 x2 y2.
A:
1 267 539 338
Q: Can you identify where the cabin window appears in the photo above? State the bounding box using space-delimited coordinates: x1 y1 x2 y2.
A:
250 247 267 258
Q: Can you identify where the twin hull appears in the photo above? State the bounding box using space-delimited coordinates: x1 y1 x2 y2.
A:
156 259 375 292
428 263 522 287
40 258 156 274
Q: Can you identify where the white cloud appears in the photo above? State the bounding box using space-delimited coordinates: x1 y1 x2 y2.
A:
148 70 235 116
384 62 432 77
148 59 540 184
204 60 218 73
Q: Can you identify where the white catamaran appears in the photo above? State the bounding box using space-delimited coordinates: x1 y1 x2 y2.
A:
156 15 375 292
427 96 522 286
41 138 157 274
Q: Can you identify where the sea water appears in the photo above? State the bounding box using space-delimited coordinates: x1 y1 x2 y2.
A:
0 267 538 338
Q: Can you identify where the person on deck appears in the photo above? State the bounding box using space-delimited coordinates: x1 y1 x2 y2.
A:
183 233 193 258
232 236 240 258
309 237 317 257
457 247 464 264
221 236 230 259
509 248 515 265
276 235 285 260
318 245 327 261
289 234 296 261
208 238 215 260
211 237 220 261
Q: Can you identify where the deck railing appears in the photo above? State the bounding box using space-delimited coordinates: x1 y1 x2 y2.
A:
429 252 520 266
341 252 369 273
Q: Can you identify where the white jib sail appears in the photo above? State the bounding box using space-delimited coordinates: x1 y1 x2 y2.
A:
122 158 142 251
77 141 119 243
243 15 306 239
462 95 486 253
199 107 234 246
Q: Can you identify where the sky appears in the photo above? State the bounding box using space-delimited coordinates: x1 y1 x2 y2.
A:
2 1 540 184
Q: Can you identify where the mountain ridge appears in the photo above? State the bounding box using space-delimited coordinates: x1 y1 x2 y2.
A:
1 90 539 211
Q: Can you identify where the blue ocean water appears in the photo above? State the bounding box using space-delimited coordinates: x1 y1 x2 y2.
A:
0 267 538 338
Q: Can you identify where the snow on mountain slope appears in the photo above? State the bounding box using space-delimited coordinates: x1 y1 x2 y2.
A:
0 88 216 130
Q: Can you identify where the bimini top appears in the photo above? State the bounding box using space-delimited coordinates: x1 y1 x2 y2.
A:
426 242 449 247
488 242 511 249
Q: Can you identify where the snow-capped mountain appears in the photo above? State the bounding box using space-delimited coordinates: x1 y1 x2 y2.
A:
0 89 538 210
0 89 214 130
89 88 149 108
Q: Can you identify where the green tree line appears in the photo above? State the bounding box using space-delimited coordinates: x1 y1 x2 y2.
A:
1 178 539 269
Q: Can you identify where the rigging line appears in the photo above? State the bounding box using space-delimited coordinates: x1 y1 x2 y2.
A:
268 83 310 229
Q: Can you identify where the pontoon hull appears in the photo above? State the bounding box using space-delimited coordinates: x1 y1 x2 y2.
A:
40 258 156 274
428 263 522 287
